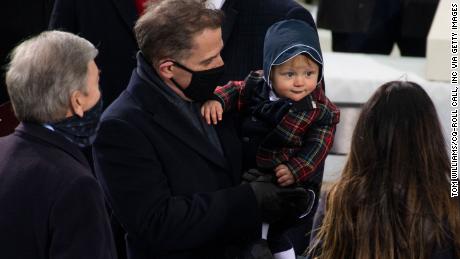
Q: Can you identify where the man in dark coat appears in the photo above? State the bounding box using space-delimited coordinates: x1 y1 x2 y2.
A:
92 1 310 258
0 31 116 259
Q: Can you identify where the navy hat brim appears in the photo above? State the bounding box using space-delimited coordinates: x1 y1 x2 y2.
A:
272 44 322 66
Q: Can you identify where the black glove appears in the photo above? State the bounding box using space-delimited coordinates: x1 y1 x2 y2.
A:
249 180 284 223
279 188 316 219
291 95 315 112
252 99 291 126
240 239 274 259
241 169 273 184
270 189 316 234
249 176 310 223
244 70 264 86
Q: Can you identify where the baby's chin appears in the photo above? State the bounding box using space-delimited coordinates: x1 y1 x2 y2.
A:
288 94 308 102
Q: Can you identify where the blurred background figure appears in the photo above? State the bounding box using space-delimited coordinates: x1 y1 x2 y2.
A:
0 101 18 136
49 0 138 109
0 0 55 136
308 81 460 259
0 1 55 104
316 0 439 57
0 30 116 259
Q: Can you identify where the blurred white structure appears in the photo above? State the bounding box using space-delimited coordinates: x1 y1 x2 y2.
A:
324 52 451 137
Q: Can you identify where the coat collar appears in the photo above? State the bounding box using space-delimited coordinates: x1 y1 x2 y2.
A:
128 55 232 171
15 122 90 169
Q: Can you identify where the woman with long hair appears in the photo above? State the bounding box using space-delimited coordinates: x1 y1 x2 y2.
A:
308 81 460 259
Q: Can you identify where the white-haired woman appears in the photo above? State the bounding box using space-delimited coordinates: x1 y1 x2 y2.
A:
0 30 116 259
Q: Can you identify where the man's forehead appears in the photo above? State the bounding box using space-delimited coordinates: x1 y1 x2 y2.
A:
188 29 222 56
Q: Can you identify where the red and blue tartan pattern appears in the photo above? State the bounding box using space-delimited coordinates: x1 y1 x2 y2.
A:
256 99 339 182
214 80 246 112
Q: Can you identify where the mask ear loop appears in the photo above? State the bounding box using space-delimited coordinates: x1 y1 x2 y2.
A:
169 60 195 74
161 60 190 91
170 78 186 91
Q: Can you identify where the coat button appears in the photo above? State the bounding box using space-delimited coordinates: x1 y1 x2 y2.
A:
251 116 257 122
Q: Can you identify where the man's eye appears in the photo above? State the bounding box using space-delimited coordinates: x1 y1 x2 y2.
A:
202 60 212 66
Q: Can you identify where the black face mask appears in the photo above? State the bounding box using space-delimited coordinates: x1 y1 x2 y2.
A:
50 97 103 147
170 61 224 102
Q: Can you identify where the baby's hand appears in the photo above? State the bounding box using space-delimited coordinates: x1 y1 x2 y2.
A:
274 164 295 187
201 100 223 125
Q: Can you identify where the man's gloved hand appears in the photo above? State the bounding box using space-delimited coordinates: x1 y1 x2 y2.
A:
270 189 316 234
240 239 274 259
249 180 284 223
242 169 273 184
249 176 311 223
279 188 316 219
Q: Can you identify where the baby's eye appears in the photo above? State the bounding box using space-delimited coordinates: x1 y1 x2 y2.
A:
305 71 314 77
284 72 295 78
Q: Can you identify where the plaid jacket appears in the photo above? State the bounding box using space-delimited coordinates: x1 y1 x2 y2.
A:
213 72 340 183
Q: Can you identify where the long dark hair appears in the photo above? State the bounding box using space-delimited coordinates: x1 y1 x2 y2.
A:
311 81 460 259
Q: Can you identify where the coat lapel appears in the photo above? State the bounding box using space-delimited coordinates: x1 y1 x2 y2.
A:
16 123 90 169
128 72 231 171
153 101 230 170
214 116 242 184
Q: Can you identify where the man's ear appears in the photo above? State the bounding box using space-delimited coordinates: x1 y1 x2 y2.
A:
157 59 175 79
69 90 84 117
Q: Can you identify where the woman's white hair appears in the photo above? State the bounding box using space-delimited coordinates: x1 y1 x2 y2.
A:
6 30 98 123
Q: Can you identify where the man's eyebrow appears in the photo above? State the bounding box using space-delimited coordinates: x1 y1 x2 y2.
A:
199 53 219 65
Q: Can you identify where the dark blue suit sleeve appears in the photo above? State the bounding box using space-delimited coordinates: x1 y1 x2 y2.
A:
93 118 260 251
49 175 116 259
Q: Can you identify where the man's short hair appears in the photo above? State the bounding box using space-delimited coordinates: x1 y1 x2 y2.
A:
6 30 98 123
134 0 223 66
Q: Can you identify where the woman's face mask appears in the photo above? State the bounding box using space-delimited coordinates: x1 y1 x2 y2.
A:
169 61 224 102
